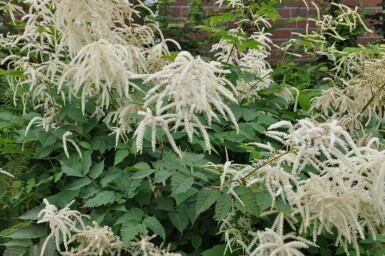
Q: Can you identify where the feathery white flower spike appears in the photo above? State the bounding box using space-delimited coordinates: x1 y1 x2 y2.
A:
0 168 14 178
38 199 86 255
62 131 83 159
138 51 238 154
63 221 123 256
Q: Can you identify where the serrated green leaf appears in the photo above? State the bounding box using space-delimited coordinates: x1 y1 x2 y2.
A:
88 161 104 179
82 151 92 175
234 187 260 216
41 135 56 147
35 145 55 159
121 222 146 244
168 212 189 234
114 174 142 198
196 188 221 216
47 189 80 208
3 247 29 256
257 114 277 126
131 169 155 179
173 187 199 205
83 191 119 208
7 226 46 239
154 169 172 183
171 173 194 195
1 239 33 247
215 194 232 220
248 122 266 133
256 191 273 211
19 206 44 220
65 178 91 190
114 150 129 166
60 159 83 177
100 167 120 187
116 208 144 225
144 216 165 240
243 109 259 122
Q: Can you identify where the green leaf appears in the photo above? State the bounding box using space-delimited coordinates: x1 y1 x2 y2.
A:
144 216 165 240
215 194 232 220
234 187 260 216
298 91 311 111
114 150 129 166
155 197 174 211
248 122 266 133
88 161 104 179
154 169 172 183
19 206 44 220
171 173 194 195
196 188 221 216
7 226 46 239
202 244 227 256
131 169 155 179
229 105 243 121
82 151 92 175
173 187 199 205
243 109 259 122
191 234 202 250
79 141 92 149
256 191 273 211
168 212 189 234
83 191 120 208
121 222 146 244
60 159 83 177
65 178 91 190
114 174 142 198
116 208 144 225
41 135 56 147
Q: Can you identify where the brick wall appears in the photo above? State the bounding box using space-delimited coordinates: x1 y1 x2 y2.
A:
166 0 383 45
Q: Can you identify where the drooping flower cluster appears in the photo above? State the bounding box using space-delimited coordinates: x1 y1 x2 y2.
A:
2 0 244 157
210 27 274 103
134 51 239 155
312 59 385 131
37 199 181 256
212 119 385 255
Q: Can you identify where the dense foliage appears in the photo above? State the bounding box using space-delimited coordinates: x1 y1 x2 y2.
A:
1 0 385 255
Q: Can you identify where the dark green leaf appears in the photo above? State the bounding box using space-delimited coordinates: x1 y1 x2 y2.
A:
168 212 189 234
215 194 232 220
83 191 120 208
196 188 221 216
114 150 129 166
144 216 165 240
171 173 194 195
88 161 104 179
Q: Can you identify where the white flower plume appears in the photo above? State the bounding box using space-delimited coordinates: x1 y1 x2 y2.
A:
134 51 239 155
63 222 123 256
37 199 86 255
59 39 143 114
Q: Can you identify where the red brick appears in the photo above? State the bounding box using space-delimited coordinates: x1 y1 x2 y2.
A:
296 20 317 29
202 0 216 6
272 19 297 29
271 29 292 39
342 0 362 7
362 0 381 6
277 8 291 18
285 0 310 8
172 0 189 6
291 8 318 18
